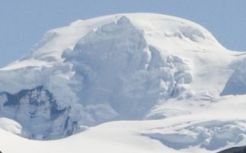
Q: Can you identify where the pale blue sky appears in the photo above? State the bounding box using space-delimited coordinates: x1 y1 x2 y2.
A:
0 0 245 67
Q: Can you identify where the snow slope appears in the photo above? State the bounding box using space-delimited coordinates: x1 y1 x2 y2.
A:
2 96 246 153
0 13 246 152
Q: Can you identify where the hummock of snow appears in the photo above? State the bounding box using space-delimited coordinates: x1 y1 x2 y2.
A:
0 13 246 152
0 117 22 135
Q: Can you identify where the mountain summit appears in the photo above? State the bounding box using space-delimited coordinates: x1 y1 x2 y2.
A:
0 14 246 152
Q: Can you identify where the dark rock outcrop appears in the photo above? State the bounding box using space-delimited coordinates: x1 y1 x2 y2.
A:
218 146 246 153
0 86 79 139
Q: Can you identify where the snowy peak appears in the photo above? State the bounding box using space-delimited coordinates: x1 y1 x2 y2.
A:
0 13 245 141
3 13 227 71
27 13 224 63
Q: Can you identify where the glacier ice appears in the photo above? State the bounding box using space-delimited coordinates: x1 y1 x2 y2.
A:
144 120 246 150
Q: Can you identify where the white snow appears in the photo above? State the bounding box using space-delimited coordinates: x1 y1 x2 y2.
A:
0 13 246 152
0 118 22 135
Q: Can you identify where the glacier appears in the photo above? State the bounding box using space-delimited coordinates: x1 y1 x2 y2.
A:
0 13 246 153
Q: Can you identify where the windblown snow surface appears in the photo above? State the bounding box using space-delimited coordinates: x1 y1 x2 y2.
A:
1 13 246 153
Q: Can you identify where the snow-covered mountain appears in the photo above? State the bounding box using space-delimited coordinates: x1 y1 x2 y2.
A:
1 13 246 152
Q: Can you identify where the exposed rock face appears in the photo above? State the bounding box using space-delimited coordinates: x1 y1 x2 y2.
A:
0 86 79 139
